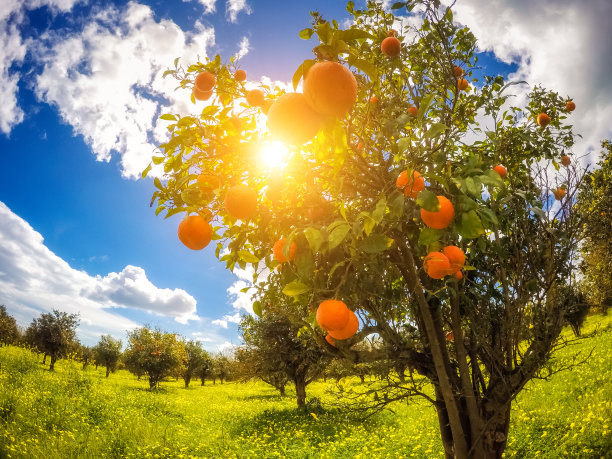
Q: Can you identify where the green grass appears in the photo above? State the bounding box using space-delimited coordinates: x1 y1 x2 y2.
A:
1 315 611 458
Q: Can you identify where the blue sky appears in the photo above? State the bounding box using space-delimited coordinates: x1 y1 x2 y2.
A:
1 0 610 350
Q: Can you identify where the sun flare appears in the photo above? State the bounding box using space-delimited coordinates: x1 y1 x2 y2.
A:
260 141 289 169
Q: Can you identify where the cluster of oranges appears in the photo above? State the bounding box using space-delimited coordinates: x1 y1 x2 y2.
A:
315 300 359 345
424 245 466 280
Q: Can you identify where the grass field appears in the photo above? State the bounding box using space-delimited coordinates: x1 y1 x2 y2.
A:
1 315 611 458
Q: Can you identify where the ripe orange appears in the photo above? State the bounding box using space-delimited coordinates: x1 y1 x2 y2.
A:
381 36 401 57
446 331 454 341
408 106 418 117
246 89 265 107
267 93 322 145
537 113 550 127
273 238 297 263
303 61 358 118
454 271 463 280
424 252 451 279
561 155 571 167
356 141 364 151
262 99 274 115
453 66 464 78
566 101 575 111
553 188 566 200
396 170 425 198
420 196 455 229
457 78 469 91
387 29 398 37
328 310 359 340
442 245 465 272
195 71 215 92
493 165 507 178
316 299 350 331
234 69 246 82
178 215 212 250
224 185 258 219
197 173 220 193
370 95 378 104
325 334 336 346
193 86 213 101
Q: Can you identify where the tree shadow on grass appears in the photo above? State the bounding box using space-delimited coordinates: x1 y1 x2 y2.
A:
236 393 285 402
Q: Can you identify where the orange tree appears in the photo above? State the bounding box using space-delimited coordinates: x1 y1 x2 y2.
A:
146 1 585 457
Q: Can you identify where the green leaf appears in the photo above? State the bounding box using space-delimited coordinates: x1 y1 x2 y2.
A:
239 251 260 263
531 206 546 219
180 189 202 206
152 156 165 165
389 192 405 218
340 29 373 42
391 1 406 9
154 177 163 190
292 59 315 91
363 216 376 237
162 69 174 78
465 176 482 197
282 281 311 297
328 222 351 249
371 197 387 223
252 301 262 317
299 28 314 40
477 207 499 228
398 137 411 153
424 122 448 139
304 228 323 253
296 250 314 279
361 234 394 254
456 210 485 239
417 94 435 123
455 195 477 212
347 56 377 81
418 227 442 247
141 163 152 179
160 114 176 121
416 190 440 212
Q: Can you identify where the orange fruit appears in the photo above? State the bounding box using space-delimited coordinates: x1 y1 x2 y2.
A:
178 215 212 250
424 252 451 279
453 66 464 78
566 101 575 111
553 188 566 200
234 69 246 82
442 245 465 272
224 185 258 219
356 141 364 151
261 99 274 115
273 238 297 263
303 61 358 118
396 170 425 198
197 173 220 193
454 271 463 280
381 36 401 57
267 93 322 145
493 165 507 178
457 78 469 91
246 89 265 107
328 310 359 340
195 71 215 92
561 155 571 167
387 29 398 37
408 106 418 117
316 300 350 331
193 86 213 101
537 113 550 127
370 95 378 104
325 334 336 346
420 196 455 229
446 331 454 341
199 208 213 221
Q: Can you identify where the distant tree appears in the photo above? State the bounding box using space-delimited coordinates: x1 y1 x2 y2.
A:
0 305 19 346
124 327 186 389
197 351 213 385
24 309 79 370
181 340 210 387
577 140 612 313
93 335 123 378
240 313 329 408
211 354 233 384
77 344 95 370
235 346 290 396
559 285 591 336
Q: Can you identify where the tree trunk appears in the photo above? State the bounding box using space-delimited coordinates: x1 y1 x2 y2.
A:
42 354 47 365
279 385 286 396
184 375 191 388
49 354 56 371
359 375 365 383
212 377 216 385
149 375 157 389
201 377 205 386
295 376 307 408
105 367 110 378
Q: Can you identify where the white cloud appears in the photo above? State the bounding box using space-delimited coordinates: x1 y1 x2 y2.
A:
446 0 612 161
217 340 235 352
236 36 250 60
226 0 251 23
32 2 215 178
196 0 217 15
211 318 228 328
0 200 200 343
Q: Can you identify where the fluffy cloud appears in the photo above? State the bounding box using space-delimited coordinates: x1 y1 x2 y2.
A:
226 0 251 23
32 2 215 178
0 200 199 343
446 0 612 160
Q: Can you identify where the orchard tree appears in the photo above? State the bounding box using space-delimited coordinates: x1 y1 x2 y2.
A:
148 1 587 457
24 310 79 370
239 312 328 405
93 335 123 377
0 306 20 346
77 344 95 370
124 327 186 389
181 339 210 387
576 140 612 313
197 351 213 385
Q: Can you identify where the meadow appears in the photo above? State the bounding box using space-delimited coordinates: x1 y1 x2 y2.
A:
1 315 610 459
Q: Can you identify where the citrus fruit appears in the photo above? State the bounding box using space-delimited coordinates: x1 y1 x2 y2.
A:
303 61 358 118
566 101 575 111
424 252 451 279
537 113 550 127
453 66 463 78
234 69 246 82
420 196 455 229
195 71 215 92
457 78 469 91
224 185 258 219
408 106 418 117
316 300 350 331
561 155 571 167
442 245 465 272
273 238 297 263
493 165 507 178
246 89 265 107
328 310 359 340
267 93 322 145
178 215 212 250
381 36 401 57
193 86 213 101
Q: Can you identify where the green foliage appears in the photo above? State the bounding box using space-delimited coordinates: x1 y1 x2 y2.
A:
181 340 210 387
24 309 79 370
0 305 19 346
93 335 122 377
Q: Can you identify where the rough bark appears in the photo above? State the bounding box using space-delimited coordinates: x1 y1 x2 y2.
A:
295 376 307 408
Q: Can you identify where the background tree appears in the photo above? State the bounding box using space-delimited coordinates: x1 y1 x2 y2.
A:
77 344 95 370
235 345 290 396
181 340 209 387
0 306 20 346
576 140 612 314
239 312 329 407
210 354 233 384
93 335 123 378
149 0 587 456
24 310 79 370
124 327 186 389
197 351 213 385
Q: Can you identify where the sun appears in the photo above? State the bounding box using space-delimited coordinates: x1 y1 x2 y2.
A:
260 141 289 169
